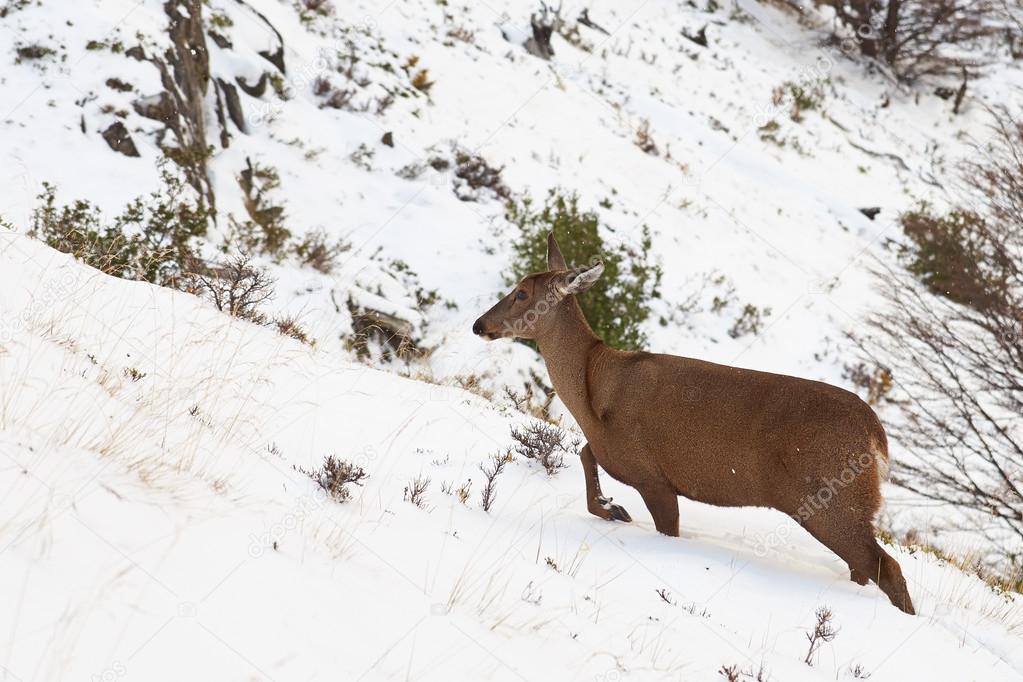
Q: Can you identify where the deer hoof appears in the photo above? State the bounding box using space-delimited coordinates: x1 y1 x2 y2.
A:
609 504 632 522
597 496 632 522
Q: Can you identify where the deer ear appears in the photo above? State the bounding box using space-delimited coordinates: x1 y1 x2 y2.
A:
562 262 604 295
547 232 567 271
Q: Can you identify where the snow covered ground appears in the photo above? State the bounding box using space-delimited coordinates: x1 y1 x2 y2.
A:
1 0 1022 678
2 233 1022 681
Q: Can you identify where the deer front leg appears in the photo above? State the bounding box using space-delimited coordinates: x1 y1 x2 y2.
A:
580 443 631 522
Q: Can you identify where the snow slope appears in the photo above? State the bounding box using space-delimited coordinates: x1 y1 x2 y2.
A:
1 233 1021 681
2 0 1023 678
5 0 1023 385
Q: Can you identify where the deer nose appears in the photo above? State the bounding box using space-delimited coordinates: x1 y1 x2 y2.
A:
472 319 484 336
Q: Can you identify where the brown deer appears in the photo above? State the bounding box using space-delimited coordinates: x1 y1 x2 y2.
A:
472 233 915 614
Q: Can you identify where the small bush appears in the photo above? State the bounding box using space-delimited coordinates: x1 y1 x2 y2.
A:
297 0 332 22
453 150 509 201
403 475 430 508
803 606 837 666
208 10 233 28
506 189 662 350
291 228 351 274
186 256 275 323
772 79 827 122
849 664 871 679
105 77 133 92
509 422 579 476
718 663 768 682
123 367 146 382
30 162 210 288
446 26 475 44
454 479 472 504
303 0 331 13
314 76 356 110
843 362 893 406
728 303 771 338
274 315 312 345
15 44 55 63
297 455 367 503
897 204 1007 311
479 451 513 512
634 119 659 155
411 69 433 93
236 159 290 260
441 479 472 504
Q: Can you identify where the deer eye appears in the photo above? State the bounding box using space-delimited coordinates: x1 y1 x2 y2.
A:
515 290 528 301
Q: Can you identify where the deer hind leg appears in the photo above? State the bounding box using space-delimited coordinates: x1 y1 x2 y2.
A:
638 482 679 537
806 520 915 615
580 443 631 523
869 540 915 615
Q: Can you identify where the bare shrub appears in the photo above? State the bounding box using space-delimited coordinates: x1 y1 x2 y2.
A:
453 150 509 201
849 663 871 679
510 422 579 476
718 663 770 681
842 362 893 405
719 665 740 682
803 606 837 665
403 475 431 508
302 0 331 14
862 106 1023 564
297 455 367 503
634 119 659 155
502 385 555 422
480 451 513 512
446 26 475 44
816 0 1004 82
297 0 332 22
187 256 275 323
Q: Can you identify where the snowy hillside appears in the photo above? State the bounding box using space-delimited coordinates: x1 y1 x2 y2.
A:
2 233 1022 680
2 0 1023 679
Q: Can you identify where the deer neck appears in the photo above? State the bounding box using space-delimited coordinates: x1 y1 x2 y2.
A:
535 297 603 427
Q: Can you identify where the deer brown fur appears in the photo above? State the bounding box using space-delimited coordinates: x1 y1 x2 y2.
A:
472 233 915 615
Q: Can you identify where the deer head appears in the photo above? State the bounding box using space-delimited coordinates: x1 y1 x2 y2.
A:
472 233 603 341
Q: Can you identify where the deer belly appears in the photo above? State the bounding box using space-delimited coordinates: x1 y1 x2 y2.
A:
660 451 768 508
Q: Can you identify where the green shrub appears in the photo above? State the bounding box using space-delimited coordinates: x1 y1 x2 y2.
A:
898 204 1009 312
773 79 827 122
235 160 291 260
30 162 211 287
291 228 350 274
505 189 661 350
